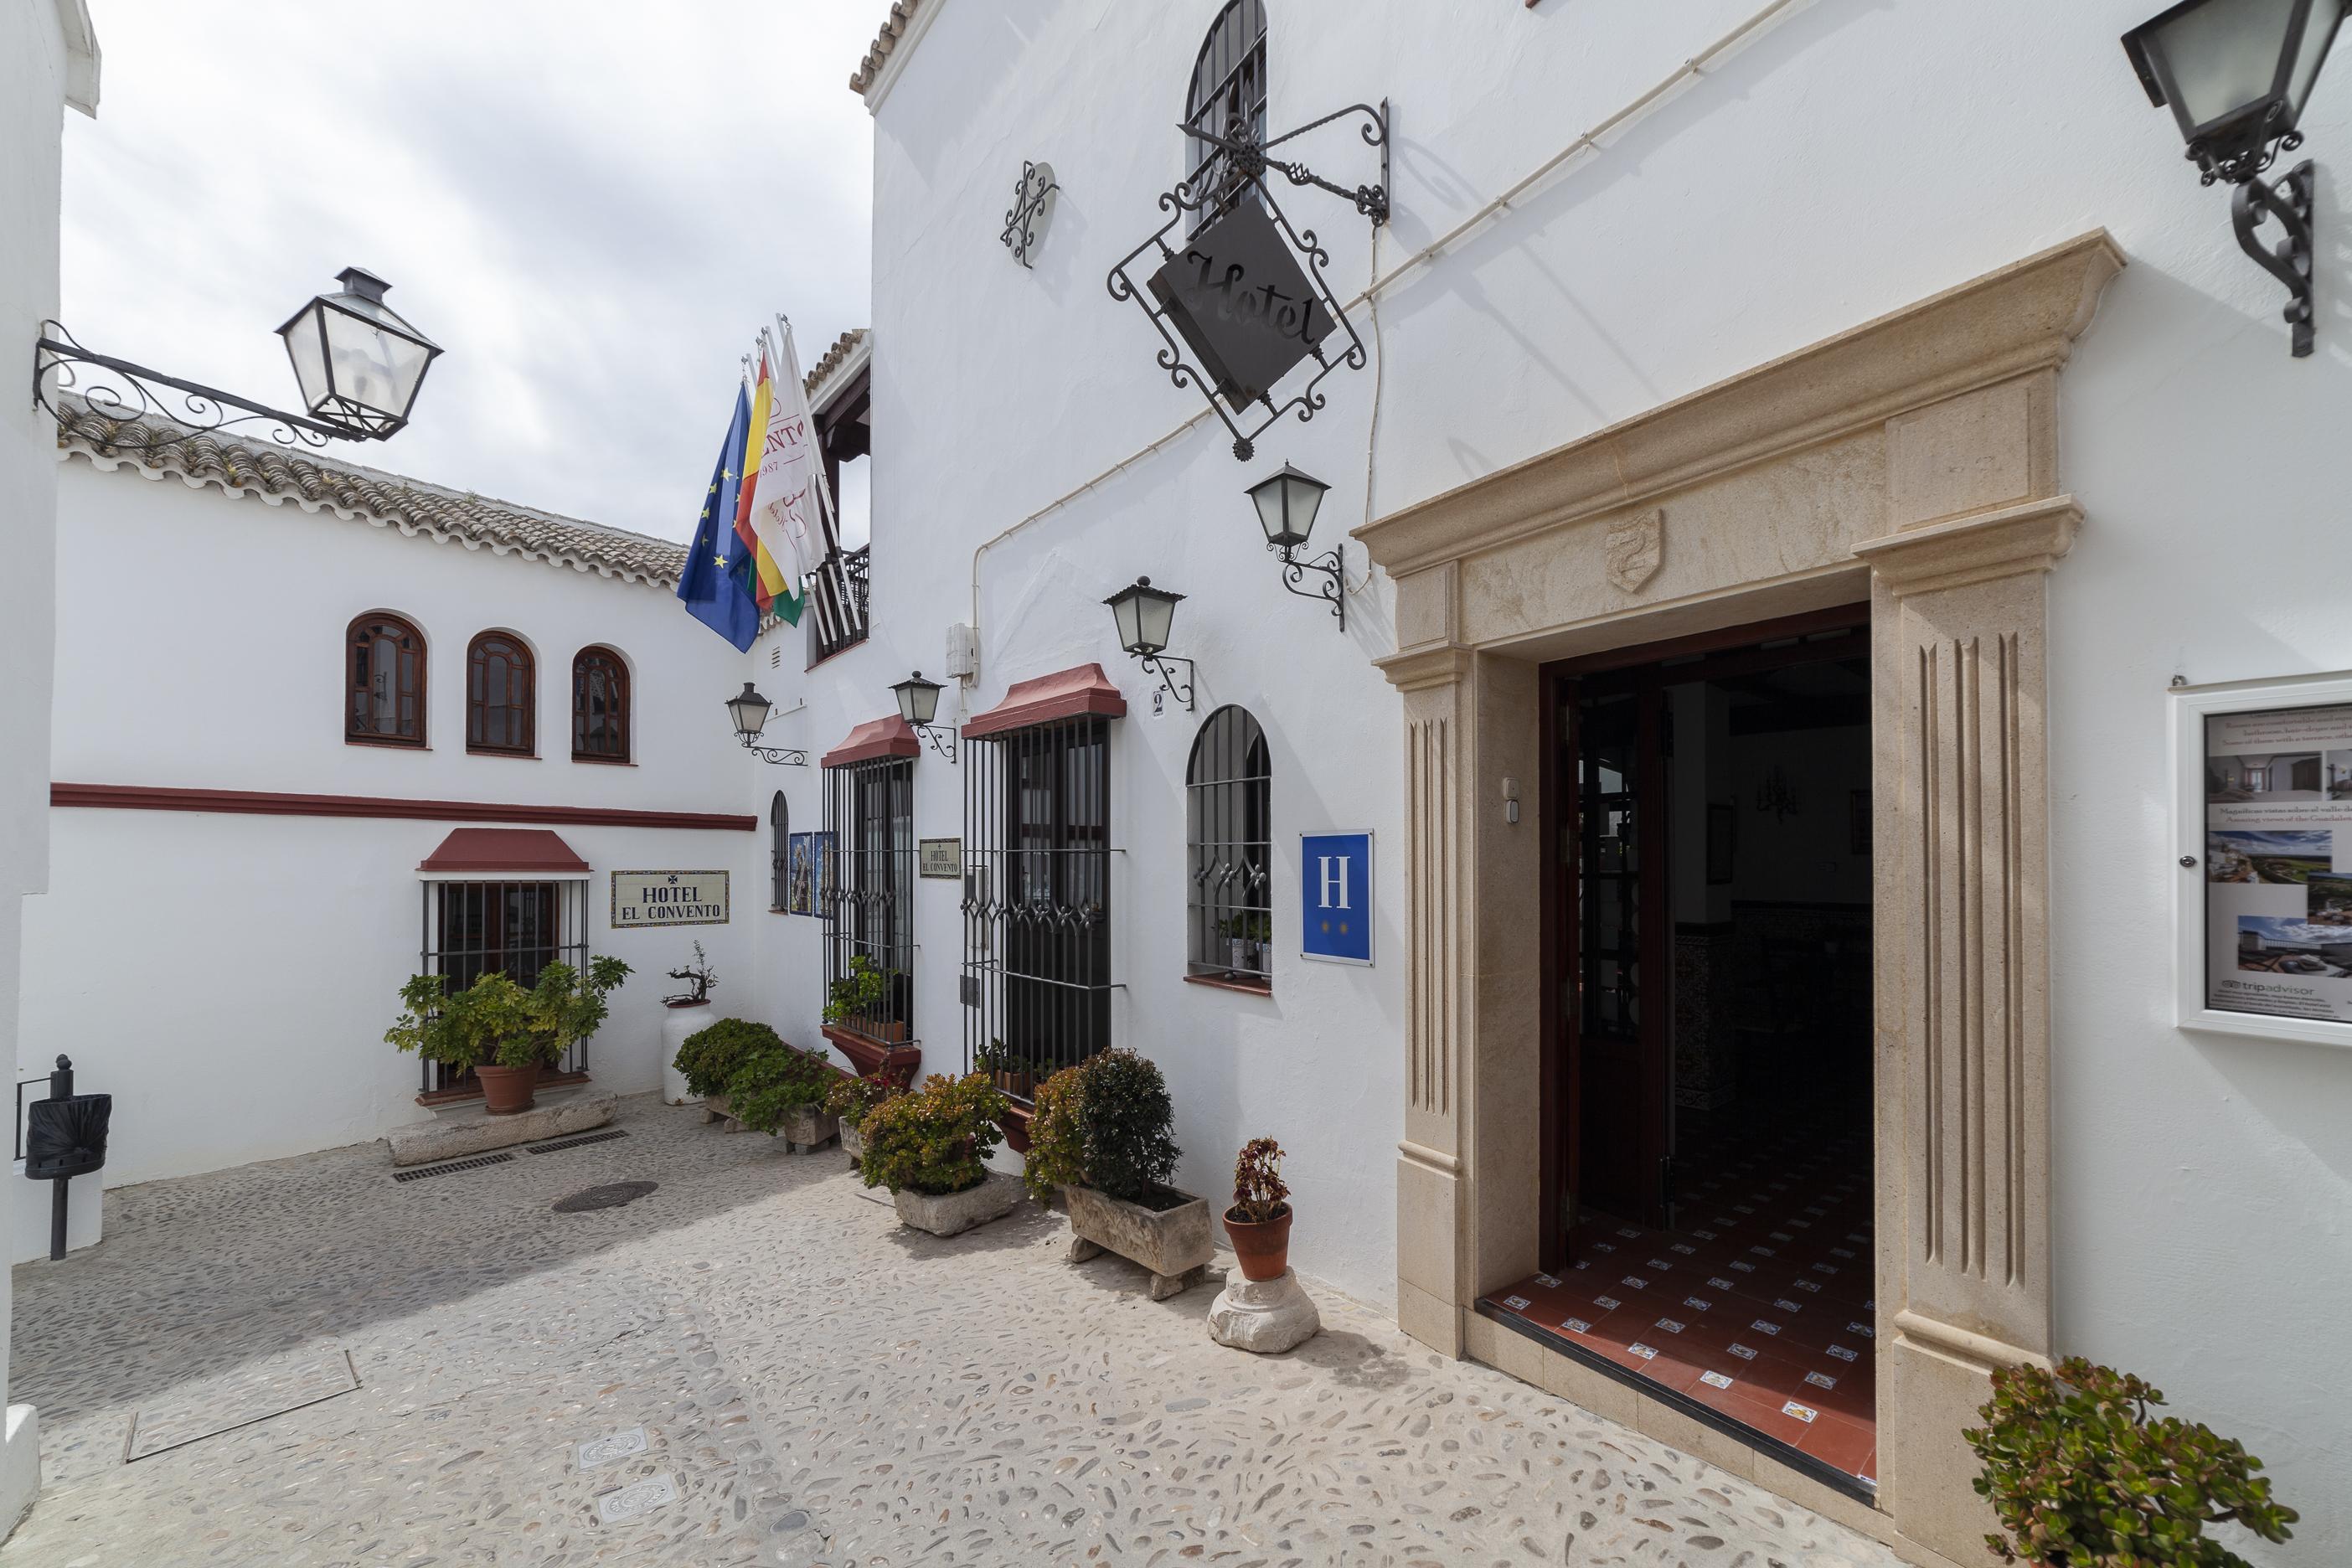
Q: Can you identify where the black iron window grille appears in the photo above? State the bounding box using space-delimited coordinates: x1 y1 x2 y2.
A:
823 756 915 1044
1187 705 1272 988
769 790 790 912
807 544 872 666
416 878 591 1095
1184 0 1268 232
962 716 1114 1091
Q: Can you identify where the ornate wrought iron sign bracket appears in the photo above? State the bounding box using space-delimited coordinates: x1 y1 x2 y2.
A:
2231 159 2315 358
1106 100 1390 461
1137 652 1196 713
740 742 810 767
1002 161 1060 267
1276 544 1347 632
34 322 346 455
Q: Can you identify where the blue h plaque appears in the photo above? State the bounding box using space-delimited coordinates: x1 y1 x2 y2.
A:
1299 831 1374 967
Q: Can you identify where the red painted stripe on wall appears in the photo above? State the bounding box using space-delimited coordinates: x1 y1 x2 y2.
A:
50 782 756 832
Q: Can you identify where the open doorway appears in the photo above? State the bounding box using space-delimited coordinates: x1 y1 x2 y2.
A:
1482 606 1877 1498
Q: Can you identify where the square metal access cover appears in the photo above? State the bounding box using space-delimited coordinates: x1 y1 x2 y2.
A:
123 1349 360 1462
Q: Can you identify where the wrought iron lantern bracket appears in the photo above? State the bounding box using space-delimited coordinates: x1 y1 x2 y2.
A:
1135 652 1196 713
915 725 957 763
1106 100 1389 462
1002 160 1060 267
1275 543 1347 632
739 740 810 767
2232 158 2316 358
34 322 351 454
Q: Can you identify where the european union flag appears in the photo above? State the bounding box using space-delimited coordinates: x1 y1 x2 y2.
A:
676 386 761 652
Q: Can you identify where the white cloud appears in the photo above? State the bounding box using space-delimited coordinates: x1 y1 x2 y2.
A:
61 0 878 541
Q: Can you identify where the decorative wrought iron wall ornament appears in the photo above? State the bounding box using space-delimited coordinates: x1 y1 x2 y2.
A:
1107 101 1390 461
1002 161 1060 267
34 269 442 455
2122 0 2345 355
725 683 810 766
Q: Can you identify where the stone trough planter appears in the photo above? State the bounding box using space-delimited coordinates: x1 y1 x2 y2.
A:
839 1119 864 1160
891 1169 1024 1237
1063 1184 1214 1300
699 1096 838 1153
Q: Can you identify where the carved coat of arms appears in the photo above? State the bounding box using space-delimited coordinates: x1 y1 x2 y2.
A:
1606 509 1663 593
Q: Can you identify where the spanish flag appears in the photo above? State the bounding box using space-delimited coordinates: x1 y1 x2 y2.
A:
730 355 792 616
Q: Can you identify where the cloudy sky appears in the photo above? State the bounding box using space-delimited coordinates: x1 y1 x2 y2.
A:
60 0 879 544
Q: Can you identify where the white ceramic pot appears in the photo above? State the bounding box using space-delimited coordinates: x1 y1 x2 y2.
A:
659 1001 714 1106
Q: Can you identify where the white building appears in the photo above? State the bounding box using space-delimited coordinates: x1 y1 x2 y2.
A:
17 2 2352 1564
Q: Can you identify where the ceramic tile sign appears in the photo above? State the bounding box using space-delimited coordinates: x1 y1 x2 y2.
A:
1300 831 1373 966
611 871 728 929
2200 699 2352 1024
918 837 962 879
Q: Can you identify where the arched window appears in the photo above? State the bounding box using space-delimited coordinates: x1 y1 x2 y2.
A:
1184 0 1268 226
466 632 534 756
770 791 790 912
571 646 630 762
1187 704 1271 989
347 612 426 746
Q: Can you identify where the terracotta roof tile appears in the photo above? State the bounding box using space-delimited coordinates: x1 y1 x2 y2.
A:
803 328 867 403
54 399 688 588
849 1 923 97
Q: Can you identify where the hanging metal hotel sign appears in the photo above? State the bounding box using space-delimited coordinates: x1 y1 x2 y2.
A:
1109 101 1390 461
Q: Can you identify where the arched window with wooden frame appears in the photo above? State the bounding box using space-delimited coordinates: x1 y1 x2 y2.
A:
770 791 791 912
466 632 535 756
346 611 427 747
570 645 630 762
1187 704 1271 990
1184 0 1268 229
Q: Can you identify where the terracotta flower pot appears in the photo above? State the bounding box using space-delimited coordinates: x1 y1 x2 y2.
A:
474 1062 539 1116
1223 1204 1292 1282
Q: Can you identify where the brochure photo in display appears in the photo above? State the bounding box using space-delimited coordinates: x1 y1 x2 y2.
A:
2205 703 2352 1022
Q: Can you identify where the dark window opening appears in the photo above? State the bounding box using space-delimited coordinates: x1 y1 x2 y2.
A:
1184 0 1269 228
347 612 426 746
467 632 534 756
417 877 590 1095
769 791 790 912
1187 705 1271 989
823 756 913 1041
571 646 630 761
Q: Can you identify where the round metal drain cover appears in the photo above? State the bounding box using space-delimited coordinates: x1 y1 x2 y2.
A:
553 1180 658 1214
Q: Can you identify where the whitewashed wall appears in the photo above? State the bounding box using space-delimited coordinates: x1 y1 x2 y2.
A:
23 456 759 1189
807 0 2352 1554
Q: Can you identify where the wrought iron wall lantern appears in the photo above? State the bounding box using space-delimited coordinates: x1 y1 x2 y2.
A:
1248 463 1345 632
2124 0 2347 356
33 266 442 454
1104 576 1195 711
1107 100 1390 461
892 672 959 761
725 683 809 766
1002 160 1060 267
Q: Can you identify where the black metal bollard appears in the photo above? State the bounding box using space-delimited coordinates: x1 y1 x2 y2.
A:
23 1055 110 1262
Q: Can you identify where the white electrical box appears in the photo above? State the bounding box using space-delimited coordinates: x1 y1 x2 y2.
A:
945 622 979 679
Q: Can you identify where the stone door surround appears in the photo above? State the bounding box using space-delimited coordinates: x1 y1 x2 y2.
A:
1354 233 2124 1567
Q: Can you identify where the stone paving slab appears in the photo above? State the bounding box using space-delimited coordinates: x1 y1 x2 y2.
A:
5 1096 1908 1566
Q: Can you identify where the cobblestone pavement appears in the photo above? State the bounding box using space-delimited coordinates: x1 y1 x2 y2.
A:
5 1095 1907 1566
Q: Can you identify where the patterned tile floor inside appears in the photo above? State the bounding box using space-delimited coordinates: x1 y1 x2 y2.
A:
4 1094 1908 1565
1480 1120 1877 1489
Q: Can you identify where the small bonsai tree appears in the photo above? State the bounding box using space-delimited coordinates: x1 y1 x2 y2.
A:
857 1071 1008 1195
1966 1357 2297 1567
1019 1050 1180 1206
1230 1136 1289 1224
663 940 716 1005
823 954 893 1028
673 1018 784 1099
725 1040 838 1135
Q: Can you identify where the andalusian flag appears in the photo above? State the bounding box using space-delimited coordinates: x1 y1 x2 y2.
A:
752 322 827 628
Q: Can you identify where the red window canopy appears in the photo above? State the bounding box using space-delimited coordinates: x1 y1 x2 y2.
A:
416 828 590 880
821 714 920 768
963 663 1128 739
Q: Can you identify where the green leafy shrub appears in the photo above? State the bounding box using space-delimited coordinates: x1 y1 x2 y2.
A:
674 1018 781 1098
824 1071 901 1132
519 957 631 1066
386 971 530 1073
857 1072 1007 1195
1966 1357 2296 1567
822 954 893 1026
1019 1050 1180 1206
726 1042 838 1135
1230 1136 1289 1224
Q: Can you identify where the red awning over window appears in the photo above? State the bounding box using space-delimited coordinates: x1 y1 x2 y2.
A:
821 714 921 768
416 828 591 879
962 663 1128 739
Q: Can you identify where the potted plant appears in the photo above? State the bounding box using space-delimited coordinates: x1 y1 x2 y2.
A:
1223 1136 1292 1281
975 1039 1039 1101
724 1039 840 1152
674 1018 782 1126
659 942 718 1105
1965 1356 2297 1566
518 957 630 1104
1024 1051 1211 1300
824 1070 901 1160
1219 912 1270 976
858 1071 1020 1236
823 955 903 1042
385 957 628 1117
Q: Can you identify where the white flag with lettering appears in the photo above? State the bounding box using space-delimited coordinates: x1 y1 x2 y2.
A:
754 322 829 591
